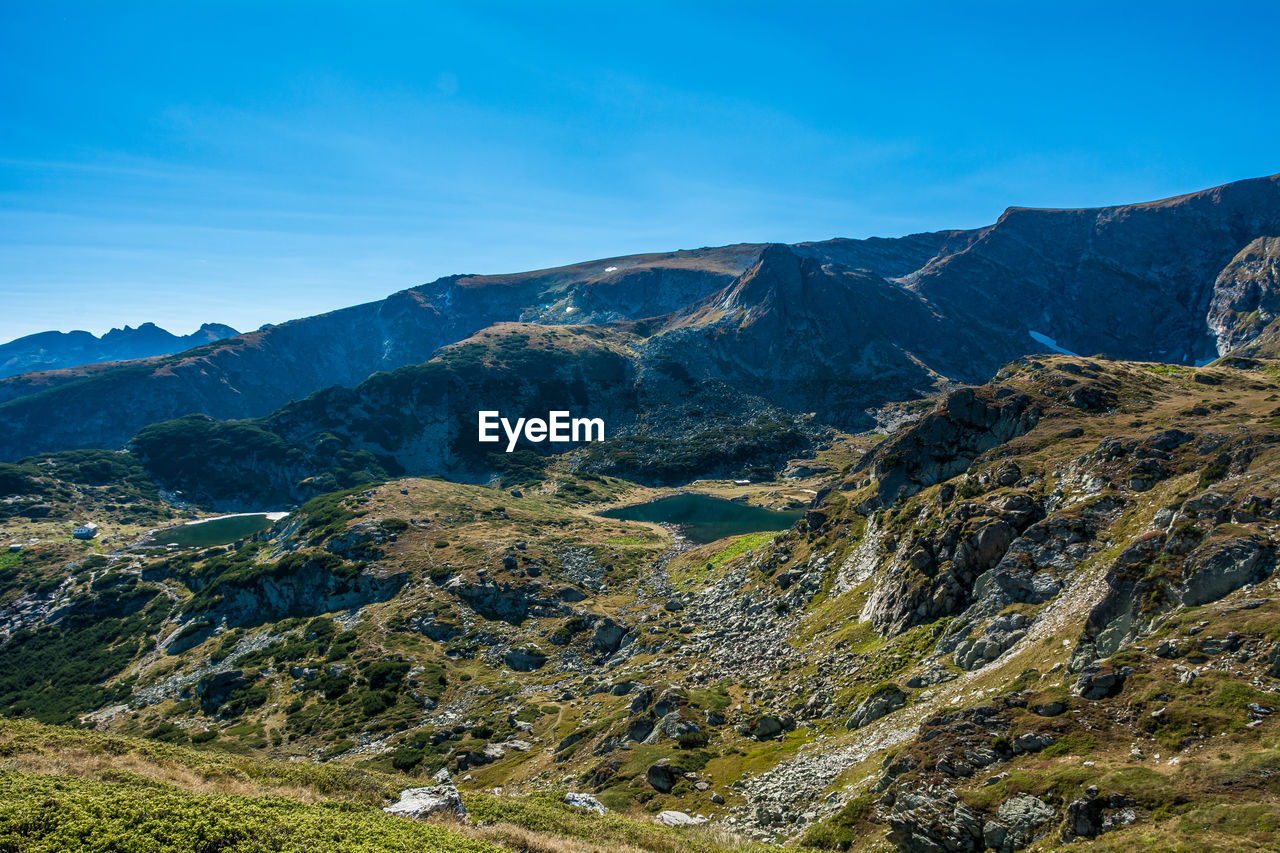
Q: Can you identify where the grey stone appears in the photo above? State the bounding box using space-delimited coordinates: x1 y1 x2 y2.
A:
646 762 679 793
384 785 466 821
564 792 607 814
847 685 907 729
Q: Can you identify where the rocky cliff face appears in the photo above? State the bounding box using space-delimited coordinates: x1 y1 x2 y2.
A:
1207 235 1280 354
904 175 1280 370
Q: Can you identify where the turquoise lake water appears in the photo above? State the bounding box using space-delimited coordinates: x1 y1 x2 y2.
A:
598 493 802 544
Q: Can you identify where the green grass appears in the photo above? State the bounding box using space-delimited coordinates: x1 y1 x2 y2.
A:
466 791 782 853
708 532 776 571
0 770 499 853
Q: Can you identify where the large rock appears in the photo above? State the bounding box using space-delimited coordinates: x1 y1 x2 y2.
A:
384 785 467 821
1061 792 1137 841
654 810 708 827
885 786 985 852
1181 536 1275 607
564 792 608 814
847 684 907 729
655 712 706 747
194 670 247 716
1011 732 1055 754
646 762 679 793
503 646 548 671
748 714 786 740
1074 665 1127 700
626 714 656 743
983 795 1055 852
590 617 628 654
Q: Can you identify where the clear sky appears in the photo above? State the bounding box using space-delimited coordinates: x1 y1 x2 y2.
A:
2 1 1278 342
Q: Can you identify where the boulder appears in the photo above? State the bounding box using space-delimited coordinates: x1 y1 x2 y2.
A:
656 712 706 746
646 762 679 793
654 810 708 827
1061 793 1137 840
1074 665 1126 700
626 714 656 743
749 714 785 740
564 792 608 814
384 785 466 821
994 461 1022 487
652 690 684 718
1181 536 1275 607
591 618 628 654
885 786 984 852
983 795 1055 852
1011 732 1055 754
503 646 548 671
194 670 247 716
847 684 907 729
906 667 958 689
629 686 655 715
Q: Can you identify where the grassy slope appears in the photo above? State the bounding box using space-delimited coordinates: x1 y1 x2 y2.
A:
0 718 781 853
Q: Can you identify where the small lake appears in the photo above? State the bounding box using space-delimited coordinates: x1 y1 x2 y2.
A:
146 512 287 549
598 494 802 544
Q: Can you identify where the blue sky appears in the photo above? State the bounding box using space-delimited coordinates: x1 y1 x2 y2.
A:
2 1 1278 342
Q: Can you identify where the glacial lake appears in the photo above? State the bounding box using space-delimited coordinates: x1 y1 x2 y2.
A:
146 512 287 549
598 493 802 544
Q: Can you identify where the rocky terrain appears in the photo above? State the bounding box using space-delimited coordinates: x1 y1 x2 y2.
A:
5 175 1280 852
5 344 1280 851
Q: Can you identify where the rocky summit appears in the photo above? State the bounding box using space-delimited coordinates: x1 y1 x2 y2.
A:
5 176 1280 853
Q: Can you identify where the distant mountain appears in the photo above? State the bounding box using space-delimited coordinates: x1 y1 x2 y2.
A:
1 174 1279 464
0 321 238 380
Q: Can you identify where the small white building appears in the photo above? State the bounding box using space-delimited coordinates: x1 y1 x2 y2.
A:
72 522 99 540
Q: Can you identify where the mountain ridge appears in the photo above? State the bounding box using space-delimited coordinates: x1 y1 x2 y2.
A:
0 321 238 380
1 174 1278 466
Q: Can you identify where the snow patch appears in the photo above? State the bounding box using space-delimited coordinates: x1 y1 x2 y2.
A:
183 511 288 526
1028 330 1080 357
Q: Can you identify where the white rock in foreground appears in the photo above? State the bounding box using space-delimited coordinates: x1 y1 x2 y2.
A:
384 785 467 821
655 810 708 827
564 792 608 813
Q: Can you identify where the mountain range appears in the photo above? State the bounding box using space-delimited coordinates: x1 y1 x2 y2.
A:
1 174 1278 495
7 174 1280 853
0 321 238 380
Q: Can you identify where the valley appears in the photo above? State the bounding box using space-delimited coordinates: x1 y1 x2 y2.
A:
2 174 1280 852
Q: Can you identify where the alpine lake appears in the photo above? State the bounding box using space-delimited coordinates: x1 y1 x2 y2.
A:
144 512 286 549
598 493 802 544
